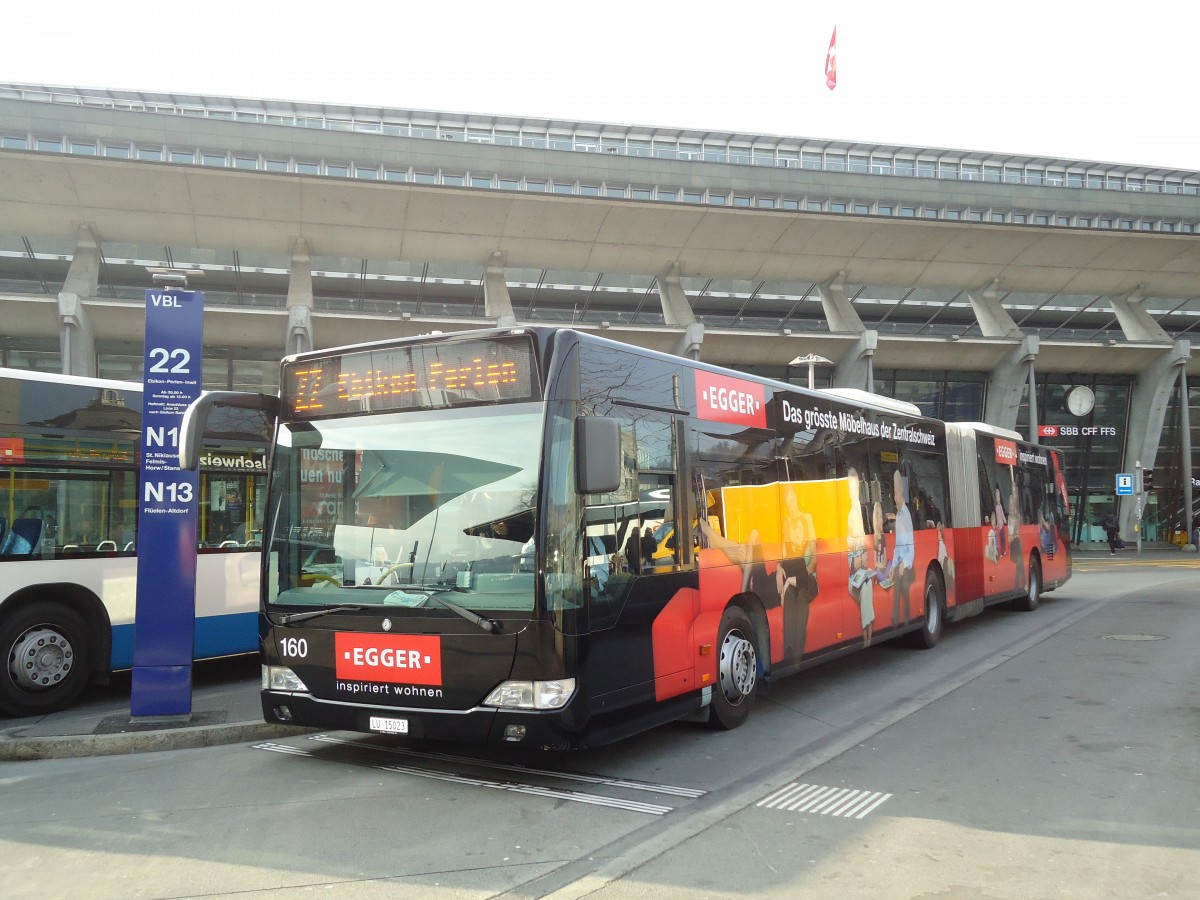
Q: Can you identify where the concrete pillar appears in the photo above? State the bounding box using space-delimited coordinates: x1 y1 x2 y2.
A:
483 251 517 327
966 277 1023 339
674 323 705 360
1027 355 1040 443
1181 366 1194 550
286 239 315 355
57 225 100 376
1109 285 1171 343
1118 340 1190 538
984 336 1039 432
833 330 878 390
817 270 865 333
286 306 314 357
658 262 698 327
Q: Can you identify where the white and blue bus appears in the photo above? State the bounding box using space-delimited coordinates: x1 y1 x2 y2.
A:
0 367 271 716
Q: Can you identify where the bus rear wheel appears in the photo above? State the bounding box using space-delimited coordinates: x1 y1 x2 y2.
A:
709 606 759 730
0 602 93 717
1014 557 1041 612
907 570 945 649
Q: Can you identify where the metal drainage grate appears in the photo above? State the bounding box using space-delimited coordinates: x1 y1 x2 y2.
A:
757 783 892 818
1101 634 1167 641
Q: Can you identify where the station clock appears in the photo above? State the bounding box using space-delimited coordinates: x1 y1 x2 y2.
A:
1065 385 1095 417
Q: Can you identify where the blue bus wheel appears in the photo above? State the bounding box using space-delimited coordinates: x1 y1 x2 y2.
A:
0 602 93 717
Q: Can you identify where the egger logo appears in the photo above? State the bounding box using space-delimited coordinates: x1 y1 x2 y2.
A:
995 439 1018 465
335 633 443 685
695 371 767 428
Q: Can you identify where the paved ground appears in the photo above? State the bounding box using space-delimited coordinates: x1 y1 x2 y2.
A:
0 651 306 760
1 545 1195 761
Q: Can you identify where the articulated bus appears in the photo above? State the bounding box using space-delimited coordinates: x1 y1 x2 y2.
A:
0 368 271 716
183 327 1070 748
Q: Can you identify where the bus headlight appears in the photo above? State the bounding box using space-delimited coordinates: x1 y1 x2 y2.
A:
262 665 309 693
484 678 576 710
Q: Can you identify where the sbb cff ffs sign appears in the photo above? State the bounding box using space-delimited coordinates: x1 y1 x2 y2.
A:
1038 425 1118 438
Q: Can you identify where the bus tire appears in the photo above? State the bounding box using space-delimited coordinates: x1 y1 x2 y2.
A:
0 601 94 717
1013 556 1041 612
907 570 945 649
709 606 759 730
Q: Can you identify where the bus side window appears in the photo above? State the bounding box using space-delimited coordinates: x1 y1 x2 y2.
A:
638 472 678 571
0 518 43 556
977 455 994 527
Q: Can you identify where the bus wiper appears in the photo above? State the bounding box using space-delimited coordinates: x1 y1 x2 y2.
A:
386 588 504 638
428 592 502 635
277 604 373 625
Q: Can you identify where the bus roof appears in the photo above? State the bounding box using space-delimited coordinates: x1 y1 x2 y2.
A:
0 365 142 393
818 388 922 417
946 421 1024 442
280 326 935 421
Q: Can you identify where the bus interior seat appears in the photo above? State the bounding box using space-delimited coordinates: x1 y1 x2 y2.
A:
96 540 118 552
0 518 42 556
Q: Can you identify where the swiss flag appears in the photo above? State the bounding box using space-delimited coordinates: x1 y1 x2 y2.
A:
825 26 837 90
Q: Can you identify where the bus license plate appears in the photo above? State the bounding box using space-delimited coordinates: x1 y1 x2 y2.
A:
369 716 409 734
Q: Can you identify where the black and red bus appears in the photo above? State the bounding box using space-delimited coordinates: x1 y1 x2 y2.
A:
183 326 1071 748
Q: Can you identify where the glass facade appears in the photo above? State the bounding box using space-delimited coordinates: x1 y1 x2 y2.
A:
1029 377 1134 543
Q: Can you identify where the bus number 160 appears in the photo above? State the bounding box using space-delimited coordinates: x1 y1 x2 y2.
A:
280 638 308 658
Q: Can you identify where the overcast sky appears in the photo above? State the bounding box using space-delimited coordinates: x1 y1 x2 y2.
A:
6 0 1198 170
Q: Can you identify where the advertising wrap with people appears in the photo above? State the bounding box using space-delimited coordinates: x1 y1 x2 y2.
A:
644 387 1072 707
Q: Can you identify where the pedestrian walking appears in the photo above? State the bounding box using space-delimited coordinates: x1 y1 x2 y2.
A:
1101 511 1120 555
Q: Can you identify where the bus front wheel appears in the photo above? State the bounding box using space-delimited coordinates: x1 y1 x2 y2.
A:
0 601 93 717
709 606 759 730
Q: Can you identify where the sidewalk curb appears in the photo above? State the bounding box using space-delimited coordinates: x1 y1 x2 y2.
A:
0 722 316 762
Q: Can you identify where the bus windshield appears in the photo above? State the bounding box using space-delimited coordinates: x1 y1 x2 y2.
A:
267 403 544 614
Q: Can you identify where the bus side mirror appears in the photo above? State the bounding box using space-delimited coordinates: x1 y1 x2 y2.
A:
180 391 280 470
576 416 620 495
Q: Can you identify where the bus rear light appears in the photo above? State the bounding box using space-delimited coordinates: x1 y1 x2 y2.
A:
262 664 309 693
484 677 576 710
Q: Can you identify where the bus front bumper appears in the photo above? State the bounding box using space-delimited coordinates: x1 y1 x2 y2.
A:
261 691 580 748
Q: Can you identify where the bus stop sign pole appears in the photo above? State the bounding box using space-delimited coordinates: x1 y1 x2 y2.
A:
131 287 204 716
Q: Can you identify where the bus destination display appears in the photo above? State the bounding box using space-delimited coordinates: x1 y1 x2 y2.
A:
284 337 539 419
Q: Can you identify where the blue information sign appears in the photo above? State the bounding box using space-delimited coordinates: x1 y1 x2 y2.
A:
131 288 204 716
1115 473 1134 496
